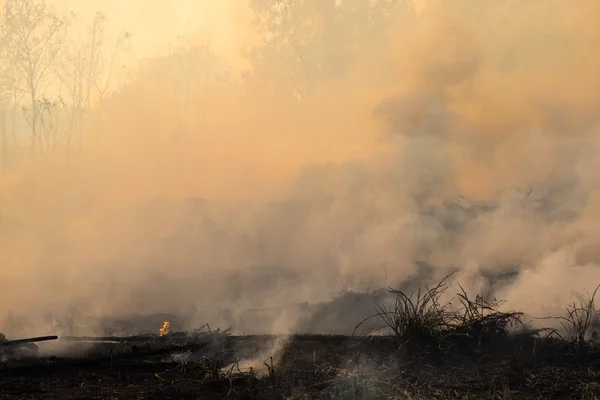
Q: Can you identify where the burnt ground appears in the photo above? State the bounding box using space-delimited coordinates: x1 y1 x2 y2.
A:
1 332 600 399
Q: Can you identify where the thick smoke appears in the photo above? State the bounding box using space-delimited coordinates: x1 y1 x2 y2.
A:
1 0 599 336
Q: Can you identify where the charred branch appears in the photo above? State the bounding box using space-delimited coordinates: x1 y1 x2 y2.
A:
0 335 57 347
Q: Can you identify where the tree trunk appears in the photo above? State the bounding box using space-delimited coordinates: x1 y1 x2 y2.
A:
0 99 6 171
30 90 37 159
1 127 7 171
77 108 83 155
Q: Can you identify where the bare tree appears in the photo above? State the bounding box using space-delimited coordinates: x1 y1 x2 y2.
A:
54 11 103 159
2 0 69 158
0 8 18 170
0 89 10 170
0 81 20 170
93 30 131 110
55 12 130 157
0 32 11 170
21 95 67 155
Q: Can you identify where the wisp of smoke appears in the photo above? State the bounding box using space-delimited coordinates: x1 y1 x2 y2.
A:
0 0 599 337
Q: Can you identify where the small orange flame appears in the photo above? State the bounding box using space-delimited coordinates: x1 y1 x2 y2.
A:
51 319 57 328
159 321 170 336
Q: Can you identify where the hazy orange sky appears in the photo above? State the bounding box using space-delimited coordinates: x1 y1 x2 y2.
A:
49 0 434 65
50 0 255 70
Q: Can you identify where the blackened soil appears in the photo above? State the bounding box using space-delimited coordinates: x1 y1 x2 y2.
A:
0 334 599 399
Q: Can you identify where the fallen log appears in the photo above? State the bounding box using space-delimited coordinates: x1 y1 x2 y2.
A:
0 336 58 347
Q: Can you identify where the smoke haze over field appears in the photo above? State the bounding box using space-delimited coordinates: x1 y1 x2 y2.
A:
1 0 600 336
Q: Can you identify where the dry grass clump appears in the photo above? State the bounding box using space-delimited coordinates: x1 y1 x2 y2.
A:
356 270 600 355
556 285 600 347
354 273 454 345
355 272 524 350
452 285 523 339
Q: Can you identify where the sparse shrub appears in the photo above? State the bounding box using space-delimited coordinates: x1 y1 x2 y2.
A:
451 284 523 342
354 272 455 346
356 272 528 354
557 285 600 347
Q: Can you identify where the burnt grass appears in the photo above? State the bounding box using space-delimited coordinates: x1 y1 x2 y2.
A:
2 275 600 399
1 331 600 399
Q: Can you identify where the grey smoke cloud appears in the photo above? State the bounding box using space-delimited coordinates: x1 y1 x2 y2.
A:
0 0 599 336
